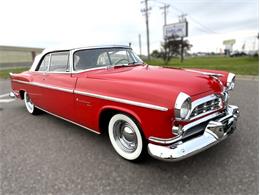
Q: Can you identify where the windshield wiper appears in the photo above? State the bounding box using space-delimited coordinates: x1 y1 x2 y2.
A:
107 62 144 69
128 61 144 66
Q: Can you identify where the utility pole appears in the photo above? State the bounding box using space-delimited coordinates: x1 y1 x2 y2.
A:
141 0 151 61
138 34 142 56
160 4 170 26
178 14 187 63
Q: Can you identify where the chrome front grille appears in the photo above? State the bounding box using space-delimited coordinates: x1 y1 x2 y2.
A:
190 96 222 119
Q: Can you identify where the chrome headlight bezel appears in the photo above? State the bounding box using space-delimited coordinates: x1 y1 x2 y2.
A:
226 73 236 91
174 92 192 121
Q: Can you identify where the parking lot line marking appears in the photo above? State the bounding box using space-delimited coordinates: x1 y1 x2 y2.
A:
0 93 10 98
0 99 15 103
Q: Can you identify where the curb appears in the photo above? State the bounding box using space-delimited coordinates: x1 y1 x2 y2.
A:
236 75 259 81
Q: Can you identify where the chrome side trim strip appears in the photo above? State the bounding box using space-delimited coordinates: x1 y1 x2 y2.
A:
12 79 73 93
32 82 73 93
12 79 29 84
184 69 223 77
74 90 168 112
35 106 100 134
12 79 168 111
148 112 222 145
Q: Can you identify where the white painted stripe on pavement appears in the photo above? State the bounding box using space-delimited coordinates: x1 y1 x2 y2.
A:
0 93 10 98
0 99 15 103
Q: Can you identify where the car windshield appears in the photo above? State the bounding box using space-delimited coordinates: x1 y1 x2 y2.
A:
73 48 143 71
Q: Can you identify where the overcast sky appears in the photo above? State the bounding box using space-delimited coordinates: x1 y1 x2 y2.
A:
0 0 258 53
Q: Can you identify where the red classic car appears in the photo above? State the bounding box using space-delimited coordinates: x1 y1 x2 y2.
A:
9 45 239 161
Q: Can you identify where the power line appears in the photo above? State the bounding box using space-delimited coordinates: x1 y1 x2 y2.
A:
169 5 220 34
155 1 218 34
188 15 219 34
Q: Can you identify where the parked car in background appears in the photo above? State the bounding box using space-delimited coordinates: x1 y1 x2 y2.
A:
9 45 239 161
230 50 247 57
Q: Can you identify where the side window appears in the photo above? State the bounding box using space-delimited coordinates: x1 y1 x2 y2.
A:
49 52 69 72
37 54 50 71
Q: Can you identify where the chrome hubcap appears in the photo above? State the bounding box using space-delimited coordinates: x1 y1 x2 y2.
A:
113 120 137 153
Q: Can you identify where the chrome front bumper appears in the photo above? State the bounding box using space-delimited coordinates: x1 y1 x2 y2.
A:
148 105 239 161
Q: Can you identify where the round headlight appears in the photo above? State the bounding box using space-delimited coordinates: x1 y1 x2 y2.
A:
175 92 191 121
180 99 191 119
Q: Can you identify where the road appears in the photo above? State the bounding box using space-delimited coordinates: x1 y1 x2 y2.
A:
0 78 258 195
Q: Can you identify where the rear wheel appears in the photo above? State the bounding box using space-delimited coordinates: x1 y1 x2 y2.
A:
24 92 39 115
108 114 145 161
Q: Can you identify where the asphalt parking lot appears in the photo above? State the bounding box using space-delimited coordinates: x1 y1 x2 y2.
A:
0 78 258 195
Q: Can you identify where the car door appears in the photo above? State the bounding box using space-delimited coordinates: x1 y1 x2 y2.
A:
42 51 77 121
28 53 51 108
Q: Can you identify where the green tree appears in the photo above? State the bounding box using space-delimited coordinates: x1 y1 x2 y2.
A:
160 36 192 64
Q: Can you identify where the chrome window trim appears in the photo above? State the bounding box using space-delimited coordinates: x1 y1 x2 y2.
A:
36 53 51 72
35 106 100 135
74 90 168 112
12 79 168 111
71 66 108 74
148 111 222 144
30 45 131 71
47 53 51 71
44 71 72 74
29 71 73 75
34 51 71 73
49 51 71 73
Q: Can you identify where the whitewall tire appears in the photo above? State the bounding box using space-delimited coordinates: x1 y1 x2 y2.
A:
24 92 38 115
108 114 144 161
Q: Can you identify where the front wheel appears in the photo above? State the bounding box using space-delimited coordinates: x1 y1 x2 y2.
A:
24 92 39 115
108 114 145 161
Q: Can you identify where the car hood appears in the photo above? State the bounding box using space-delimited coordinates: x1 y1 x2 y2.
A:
87 65 223 97
77 65 224 110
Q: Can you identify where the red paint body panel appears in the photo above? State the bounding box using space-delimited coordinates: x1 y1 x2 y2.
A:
10 64 229 141
41 73 77 120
